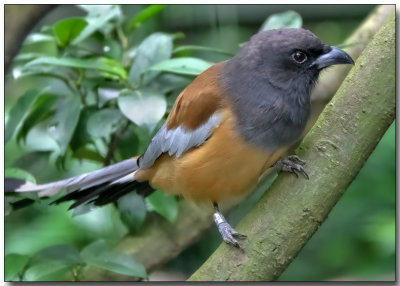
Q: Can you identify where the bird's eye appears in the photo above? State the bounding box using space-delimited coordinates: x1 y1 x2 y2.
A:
292 51 307 64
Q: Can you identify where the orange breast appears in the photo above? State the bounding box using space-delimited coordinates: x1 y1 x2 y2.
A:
135 109 287 203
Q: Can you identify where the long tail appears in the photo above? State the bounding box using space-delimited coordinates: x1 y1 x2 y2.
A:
5 157 154 209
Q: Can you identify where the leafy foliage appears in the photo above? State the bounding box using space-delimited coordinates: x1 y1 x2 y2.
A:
5 253 31 281
53 18 88 47
260 10 302 31
117 192 147 232
128 4 165 31
150 57 213 75
146 190 178 223
5 89 44 143
118 88 166 132
81 240 147 279
128 32 173 86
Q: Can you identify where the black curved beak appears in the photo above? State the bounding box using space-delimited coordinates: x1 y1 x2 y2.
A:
311 46 354 70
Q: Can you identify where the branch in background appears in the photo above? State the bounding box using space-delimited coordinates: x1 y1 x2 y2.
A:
189 11 395 281
75 5 394 281
4 4 56 73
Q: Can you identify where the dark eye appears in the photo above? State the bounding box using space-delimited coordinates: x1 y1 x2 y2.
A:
292 51 307 64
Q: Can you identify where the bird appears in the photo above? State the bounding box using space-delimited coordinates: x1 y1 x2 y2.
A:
5 28 354 248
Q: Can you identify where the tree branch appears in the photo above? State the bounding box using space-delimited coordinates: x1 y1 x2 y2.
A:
5 4 55 73
189 11 395 281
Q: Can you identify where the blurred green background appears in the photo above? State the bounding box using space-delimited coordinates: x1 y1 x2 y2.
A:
4 4 395 281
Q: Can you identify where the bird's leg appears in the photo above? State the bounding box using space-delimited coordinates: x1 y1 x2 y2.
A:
213 202 247 249
275 155 309 179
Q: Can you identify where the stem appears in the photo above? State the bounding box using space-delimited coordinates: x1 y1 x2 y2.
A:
116 24 128 51
76 69 87 107
103 120 131 165
34 73 77 94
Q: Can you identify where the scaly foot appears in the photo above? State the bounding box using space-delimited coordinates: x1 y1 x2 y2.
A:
213 212 247 249
275 155 309 179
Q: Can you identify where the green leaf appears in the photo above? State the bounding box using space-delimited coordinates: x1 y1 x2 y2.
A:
87 108 123 138
23 244 83 281
150 57 213 76
129 33 173 86
25 57 127 79
146 190 178 223
70 106 98 151
98 87 119 107
72 204 128 239
23 263 72 281
5 89 43 143
12 64 67 80
53 17 88 47
118 88 166 133
4 168 36 184
20 33 58 58
14 53 50 62
117 192 147 231
173 45 234 56
16 93 58 143
73 5 121 44
81 240 147 279
115 126 140 159
150 73 192 94
32 244 83 265
48 95 81 154
104 37 122 61
260 10 302 31
128 5 165 31
72 146 104 163
23 33 55 45
5 253 31 281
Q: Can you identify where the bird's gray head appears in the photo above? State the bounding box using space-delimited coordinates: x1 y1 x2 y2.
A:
220 28 354 150
226 28 353 91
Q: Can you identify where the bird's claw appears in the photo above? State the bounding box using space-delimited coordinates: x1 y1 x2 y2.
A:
275 155 309 179
286 155 306 165
214 212 246 249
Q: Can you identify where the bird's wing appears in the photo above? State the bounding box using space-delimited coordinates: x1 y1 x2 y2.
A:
138 62 227 169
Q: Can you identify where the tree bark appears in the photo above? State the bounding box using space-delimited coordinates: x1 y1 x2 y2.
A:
189 11 395 281
4 4 55 73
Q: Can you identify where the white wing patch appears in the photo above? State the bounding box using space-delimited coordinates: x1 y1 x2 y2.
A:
138 113 222 169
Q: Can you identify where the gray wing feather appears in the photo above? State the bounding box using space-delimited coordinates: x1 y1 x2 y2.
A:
15 158 138 197
139 113 222 169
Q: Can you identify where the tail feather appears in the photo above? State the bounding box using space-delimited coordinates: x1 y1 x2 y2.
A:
58 180 154 209
5 157 154 209
6 158 139 197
